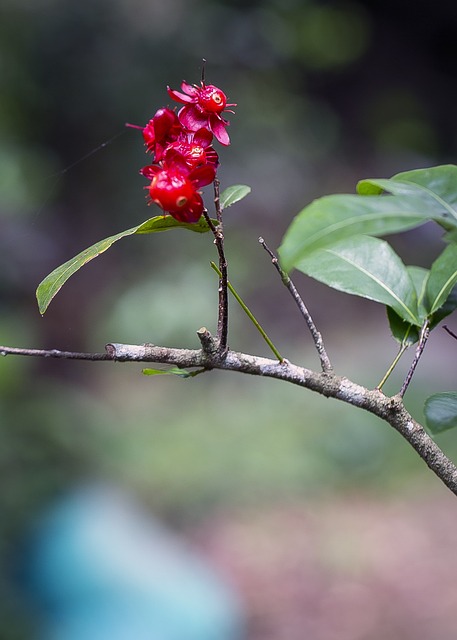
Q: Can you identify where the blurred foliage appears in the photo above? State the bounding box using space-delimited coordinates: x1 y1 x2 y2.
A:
1 0 457 635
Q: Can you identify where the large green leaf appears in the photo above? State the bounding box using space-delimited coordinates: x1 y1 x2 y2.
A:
424 392 457 434
36 214 215 314
220 184 251 210
280 164 457 274
295 235 420 325
357 165 457 230
426 244 457 314
279 193 428 273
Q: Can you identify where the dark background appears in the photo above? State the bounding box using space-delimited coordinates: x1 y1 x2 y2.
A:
1 0 457 637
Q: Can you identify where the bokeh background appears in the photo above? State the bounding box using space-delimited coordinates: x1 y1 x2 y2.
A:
2 0 457 638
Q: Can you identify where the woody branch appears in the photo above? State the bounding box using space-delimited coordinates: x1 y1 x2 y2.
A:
0 335 456 497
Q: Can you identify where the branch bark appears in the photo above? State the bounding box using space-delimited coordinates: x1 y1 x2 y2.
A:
1 337 456 496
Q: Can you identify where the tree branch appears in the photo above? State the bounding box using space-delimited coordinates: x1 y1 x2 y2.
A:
1 337 456 496
0 345 111 360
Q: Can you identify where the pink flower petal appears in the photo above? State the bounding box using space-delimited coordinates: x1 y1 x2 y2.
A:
210 115 230 146
140 165 159 179
189 164 216 188
205 147 219 168
163 149 191 175
167 87 194 104
178 105 208 132
153 108 180 142
193 127 214 147
181 81 199 97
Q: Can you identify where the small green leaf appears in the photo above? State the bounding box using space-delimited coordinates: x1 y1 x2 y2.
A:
220 184 251 209
295 235 420 325
387 267 429 345
424 392 457 434
426 244 457 315
142 367 193 378
36 214 216 314
408 266 430 320
387 308 420 346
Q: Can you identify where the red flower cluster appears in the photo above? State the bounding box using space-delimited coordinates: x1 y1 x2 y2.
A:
130 80 235 223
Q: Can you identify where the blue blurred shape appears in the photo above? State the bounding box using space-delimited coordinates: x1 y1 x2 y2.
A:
24 485 244 640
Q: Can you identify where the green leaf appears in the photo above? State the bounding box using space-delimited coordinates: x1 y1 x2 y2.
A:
36 214 216 314
444 228 457 243
387 308 420 346
424 392 457 434
279 193 427 273
426 244 457 314
388 278 457 344
142 367 193 378
135 215 217 234
408 266 430 320
429 284 457 327
295 235 420 325
220 184 251 209
280 164 457 275
357 165 457 230
387 267 429 345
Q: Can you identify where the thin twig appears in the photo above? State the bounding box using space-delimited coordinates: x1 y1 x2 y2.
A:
443 325 457 341
203 181 228 355
399 320 430 398
259 237 333 373
0 346 112 360
210 262 283 361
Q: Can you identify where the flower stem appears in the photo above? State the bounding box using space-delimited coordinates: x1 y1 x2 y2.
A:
377 342 409 391
203 179 228 355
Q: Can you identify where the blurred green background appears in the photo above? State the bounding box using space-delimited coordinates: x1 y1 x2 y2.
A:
1 0 457 637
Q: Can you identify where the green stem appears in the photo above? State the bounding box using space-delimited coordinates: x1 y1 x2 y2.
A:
377 342 409 391
210 262 283 362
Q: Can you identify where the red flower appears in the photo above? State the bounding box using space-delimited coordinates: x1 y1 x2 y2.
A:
141 151 216 223
167 81 236 146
